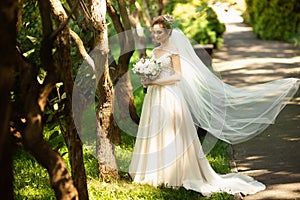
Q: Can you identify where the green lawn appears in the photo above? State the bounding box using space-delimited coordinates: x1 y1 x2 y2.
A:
13 133 233 199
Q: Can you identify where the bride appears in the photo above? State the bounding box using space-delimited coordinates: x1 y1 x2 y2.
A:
129 15 299 196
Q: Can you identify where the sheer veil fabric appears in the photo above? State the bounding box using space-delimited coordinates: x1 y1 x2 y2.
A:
129 28 299 196
171 29 300 145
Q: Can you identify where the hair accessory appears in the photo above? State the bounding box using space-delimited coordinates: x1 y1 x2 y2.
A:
162 14 174 27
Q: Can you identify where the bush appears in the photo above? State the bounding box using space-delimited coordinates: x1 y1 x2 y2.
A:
244 0 300 42
171 0 225 48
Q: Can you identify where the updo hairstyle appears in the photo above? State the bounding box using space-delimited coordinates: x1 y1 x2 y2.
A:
152 15 174 35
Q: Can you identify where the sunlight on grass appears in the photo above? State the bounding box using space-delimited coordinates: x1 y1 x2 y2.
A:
13 136 233 199
13 148 55 200
87 178 233 200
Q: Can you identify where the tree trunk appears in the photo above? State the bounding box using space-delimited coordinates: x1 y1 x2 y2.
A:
16 51 79 200
157 0 165 15
128 0 147 58
15 5 79 194
0 0 18 198
90 0 119 180
142 0 152 24
106 0 140 126
48 0 89 199
23 126 79 200
114 72 140 128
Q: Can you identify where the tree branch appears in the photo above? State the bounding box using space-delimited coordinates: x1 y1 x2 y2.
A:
70 29 95 71
117 0 131 31
106 0 124 33
117 0 135 54
39 0 56 76
49 0 80 40
48 0 89 199
134 0 151 27
142 0 152 25
106 0 135 84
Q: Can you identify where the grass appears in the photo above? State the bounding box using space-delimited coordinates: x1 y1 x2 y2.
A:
87 179 233 200
13 148 56 200
13 134 233 200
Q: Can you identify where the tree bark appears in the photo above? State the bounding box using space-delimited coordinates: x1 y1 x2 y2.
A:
128 0 147 58
0 0 18 198
48 0 89 199
106 0 140 126
142 0 152 24
90 0 119 180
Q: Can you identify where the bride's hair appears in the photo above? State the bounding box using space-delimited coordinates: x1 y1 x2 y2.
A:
152 16 169 29
152 14 174 36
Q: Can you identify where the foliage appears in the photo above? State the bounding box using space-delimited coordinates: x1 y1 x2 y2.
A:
171 0 225 48
164 0 190 14
244 0 300 42
17 0 42 64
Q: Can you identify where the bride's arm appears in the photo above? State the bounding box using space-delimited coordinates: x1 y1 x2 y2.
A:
143 54 182 86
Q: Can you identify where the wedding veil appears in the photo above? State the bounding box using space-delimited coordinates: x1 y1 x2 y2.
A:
170 29 299 144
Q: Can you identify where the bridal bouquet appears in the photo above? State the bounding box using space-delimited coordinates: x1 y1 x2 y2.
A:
132 58 161 80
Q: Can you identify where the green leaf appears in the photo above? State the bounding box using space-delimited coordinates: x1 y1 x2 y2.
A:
77 15 84 23
26 35 38 44
23 48 35 57
61 92 67 100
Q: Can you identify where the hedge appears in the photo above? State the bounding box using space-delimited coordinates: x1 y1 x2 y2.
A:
244 0 300 42
171 0 226 48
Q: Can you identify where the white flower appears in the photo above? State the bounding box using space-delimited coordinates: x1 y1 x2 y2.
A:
132 57 161 80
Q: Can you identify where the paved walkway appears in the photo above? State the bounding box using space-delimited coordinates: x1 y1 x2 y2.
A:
212 3 300 200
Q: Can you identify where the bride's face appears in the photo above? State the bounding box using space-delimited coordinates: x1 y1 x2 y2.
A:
152 24 170 44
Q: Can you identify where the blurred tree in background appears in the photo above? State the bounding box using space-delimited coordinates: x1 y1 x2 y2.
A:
244 0 300 43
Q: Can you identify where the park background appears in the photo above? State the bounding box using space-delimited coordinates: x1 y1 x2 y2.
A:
0 0 299 199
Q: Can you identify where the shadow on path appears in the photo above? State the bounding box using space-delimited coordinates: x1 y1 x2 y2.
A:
212 4 300 200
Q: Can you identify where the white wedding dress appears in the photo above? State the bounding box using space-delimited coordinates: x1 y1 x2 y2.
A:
129 51 266 196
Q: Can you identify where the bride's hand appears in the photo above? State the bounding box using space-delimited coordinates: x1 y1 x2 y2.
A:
141 77 153 86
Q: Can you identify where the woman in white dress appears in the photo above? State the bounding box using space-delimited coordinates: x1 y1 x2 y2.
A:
129 15 299 196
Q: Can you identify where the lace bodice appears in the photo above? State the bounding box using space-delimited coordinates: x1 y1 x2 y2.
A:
152 51 178 79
